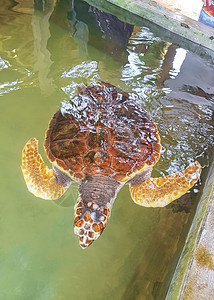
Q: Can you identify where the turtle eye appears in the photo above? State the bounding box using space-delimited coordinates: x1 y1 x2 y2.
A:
73 198 110 248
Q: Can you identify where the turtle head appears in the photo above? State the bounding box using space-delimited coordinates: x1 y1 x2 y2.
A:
73 175 121 249
74 197 111 249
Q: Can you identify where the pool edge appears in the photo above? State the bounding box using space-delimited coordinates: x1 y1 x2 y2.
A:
105 0 214 51
166 161 214 300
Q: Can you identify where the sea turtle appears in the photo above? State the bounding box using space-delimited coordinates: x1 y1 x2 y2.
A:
22 82 201 249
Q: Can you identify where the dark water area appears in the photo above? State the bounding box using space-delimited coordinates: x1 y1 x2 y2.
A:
0 0 214 299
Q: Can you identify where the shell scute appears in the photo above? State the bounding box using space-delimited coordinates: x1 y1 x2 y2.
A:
64 156 84 173
108 142 132 159
51 139 87 158
111 157 133 173
87 128 110 151
51 113 80 141
82 165 113 177
112 172 129 181
127 161 147 177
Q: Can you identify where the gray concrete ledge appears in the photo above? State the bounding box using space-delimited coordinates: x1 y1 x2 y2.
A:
84 0 214 64
166 161 214 300
106 0 214 51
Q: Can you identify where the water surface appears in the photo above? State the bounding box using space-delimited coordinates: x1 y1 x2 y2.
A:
0 1 214 299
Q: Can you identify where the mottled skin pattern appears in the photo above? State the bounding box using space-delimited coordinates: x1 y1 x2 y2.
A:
21 82 201 249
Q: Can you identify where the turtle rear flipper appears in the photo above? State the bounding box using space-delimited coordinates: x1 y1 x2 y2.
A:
22 138 71 200
129 161 201 207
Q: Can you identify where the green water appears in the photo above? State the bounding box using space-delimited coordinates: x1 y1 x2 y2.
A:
0 1 214 299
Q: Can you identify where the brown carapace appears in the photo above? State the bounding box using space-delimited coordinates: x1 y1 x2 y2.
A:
22 82 201 249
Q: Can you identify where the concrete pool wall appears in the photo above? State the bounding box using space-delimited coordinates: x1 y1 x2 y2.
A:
85 0 214 51
167 160 214 299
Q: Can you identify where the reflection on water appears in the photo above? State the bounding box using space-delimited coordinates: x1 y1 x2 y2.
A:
0 0 214 299
68 0 134 62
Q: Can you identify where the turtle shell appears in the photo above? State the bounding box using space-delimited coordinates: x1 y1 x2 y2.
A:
44 82 161 181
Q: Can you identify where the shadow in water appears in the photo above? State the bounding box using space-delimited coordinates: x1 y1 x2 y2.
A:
67 0 134 63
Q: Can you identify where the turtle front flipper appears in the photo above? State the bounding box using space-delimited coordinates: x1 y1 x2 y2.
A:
129 161 201 207
22 138 71 200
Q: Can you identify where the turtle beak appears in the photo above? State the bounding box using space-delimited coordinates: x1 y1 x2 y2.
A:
73 197 111 249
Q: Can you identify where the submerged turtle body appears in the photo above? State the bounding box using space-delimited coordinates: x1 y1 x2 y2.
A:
45 82 161 182
22 82 201 249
